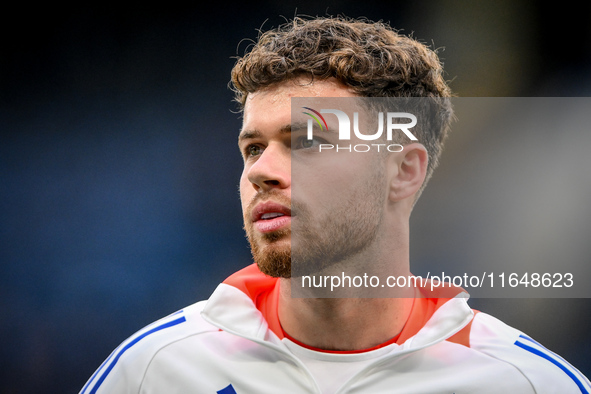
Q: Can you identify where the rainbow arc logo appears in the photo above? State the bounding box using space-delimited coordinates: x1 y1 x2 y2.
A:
302 107 328 132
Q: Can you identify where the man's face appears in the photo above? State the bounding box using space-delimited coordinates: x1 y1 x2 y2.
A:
239 79 389 278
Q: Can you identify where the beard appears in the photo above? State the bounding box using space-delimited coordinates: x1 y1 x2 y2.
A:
290 167 386 278
243 190 293 278
243 157 387 279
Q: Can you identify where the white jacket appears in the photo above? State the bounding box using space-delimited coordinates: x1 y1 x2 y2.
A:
81 264 590 393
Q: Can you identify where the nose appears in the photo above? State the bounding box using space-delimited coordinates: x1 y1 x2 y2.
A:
247 143 291 192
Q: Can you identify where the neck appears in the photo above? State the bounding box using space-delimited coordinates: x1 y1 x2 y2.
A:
278 279 413 351
278 226 414 351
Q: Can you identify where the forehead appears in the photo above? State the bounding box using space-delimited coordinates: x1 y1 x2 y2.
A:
242 79 358 122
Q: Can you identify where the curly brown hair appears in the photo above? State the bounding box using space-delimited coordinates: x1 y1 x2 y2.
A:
230 16 454 198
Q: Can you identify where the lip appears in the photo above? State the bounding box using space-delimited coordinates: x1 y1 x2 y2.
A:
251 201 292 233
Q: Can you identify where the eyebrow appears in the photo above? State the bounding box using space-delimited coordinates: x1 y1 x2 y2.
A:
238 122 309 142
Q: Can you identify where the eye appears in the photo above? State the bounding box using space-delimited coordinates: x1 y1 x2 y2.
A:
243 144 262 157
293 135 328 151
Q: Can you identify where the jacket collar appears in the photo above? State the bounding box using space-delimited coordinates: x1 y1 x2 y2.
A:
201 264 474 351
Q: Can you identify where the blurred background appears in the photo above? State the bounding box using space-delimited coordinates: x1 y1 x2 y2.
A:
1 1 590 392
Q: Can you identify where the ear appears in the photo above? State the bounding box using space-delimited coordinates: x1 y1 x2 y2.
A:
387 143 429 202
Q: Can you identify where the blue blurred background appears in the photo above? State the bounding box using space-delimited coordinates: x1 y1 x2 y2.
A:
1 1 590 393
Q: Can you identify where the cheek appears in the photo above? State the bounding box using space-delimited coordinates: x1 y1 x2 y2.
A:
239 171 252 208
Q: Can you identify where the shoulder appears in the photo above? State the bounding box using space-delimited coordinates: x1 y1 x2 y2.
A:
466 311 590 394
80 300 218 394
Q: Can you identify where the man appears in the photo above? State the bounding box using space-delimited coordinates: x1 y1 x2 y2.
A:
81 16 590 393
